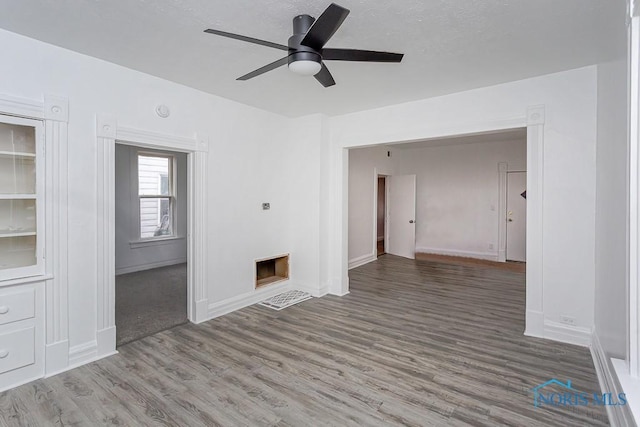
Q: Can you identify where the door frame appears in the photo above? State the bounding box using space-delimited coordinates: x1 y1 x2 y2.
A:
498 166 527 262
373 172 389 258
95 116 209 358
336 106 545 338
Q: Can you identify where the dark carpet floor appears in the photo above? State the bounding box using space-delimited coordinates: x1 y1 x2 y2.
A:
115 263 187 346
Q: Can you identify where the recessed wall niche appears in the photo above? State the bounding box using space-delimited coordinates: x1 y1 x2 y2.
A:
255 254 289 288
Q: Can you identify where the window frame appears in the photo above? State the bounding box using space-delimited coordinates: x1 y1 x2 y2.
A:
135 150 177 241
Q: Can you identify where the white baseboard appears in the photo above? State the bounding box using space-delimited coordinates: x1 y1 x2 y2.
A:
543 320 591 347
96 326 116 358
612 359 640 426
317 285 329 297
294 283 328 298
207 281 292 320
331 290 350 297
524 309 544 339
68 340 98 366
45 340 69 375
46 339 117 379
348 252 376 269
115 257 187 275
193 299 209 323
591 332 635 426
415 247 498 261
327 275 349 296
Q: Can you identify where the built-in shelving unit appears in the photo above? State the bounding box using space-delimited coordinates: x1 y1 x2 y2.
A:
0 118 43 280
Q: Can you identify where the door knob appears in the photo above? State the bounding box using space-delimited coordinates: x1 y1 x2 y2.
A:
0 350 8 359
409 220 415 224
0 306 8 314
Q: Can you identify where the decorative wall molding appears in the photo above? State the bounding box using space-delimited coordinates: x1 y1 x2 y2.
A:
524 105 545 339
44 98 70 373
117 126 206 153
190 150 209 323
629 15 640 379
96 116 117 357
0 93 45 119
526 105 546 126
44 95 69 122
591 333 636 426
95 114 209 356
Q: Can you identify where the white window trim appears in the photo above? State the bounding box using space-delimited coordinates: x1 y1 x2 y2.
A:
129 236 185 249
134 150 177 241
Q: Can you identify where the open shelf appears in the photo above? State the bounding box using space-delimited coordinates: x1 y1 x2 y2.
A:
0 150 35 159
255 254 289 288
0 194 36 200
0 231 36 238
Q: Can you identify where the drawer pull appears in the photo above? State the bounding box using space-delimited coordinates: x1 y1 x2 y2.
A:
0 306 8 315
0 350 8 359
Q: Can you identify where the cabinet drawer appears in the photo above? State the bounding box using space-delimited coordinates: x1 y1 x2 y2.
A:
0 288 35 325
0 326 35 374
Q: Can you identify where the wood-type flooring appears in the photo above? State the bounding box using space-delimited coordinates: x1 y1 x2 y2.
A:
0 255 608 426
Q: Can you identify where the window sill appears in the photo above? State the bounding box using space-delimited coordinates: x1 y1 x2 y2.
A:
129 236 185 249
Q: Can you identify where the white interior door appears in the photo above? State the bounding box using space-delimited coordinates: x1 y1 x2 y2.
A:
388 174 416 259
506 172 527 262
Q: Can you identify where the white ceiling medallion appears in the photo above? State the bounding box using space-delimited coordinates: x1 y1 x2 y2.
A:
155 104 170 118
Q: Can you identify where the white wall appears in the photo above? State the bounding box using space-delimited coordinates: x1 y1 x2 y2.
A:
348 146 394 266
0 29 320 354
114 145 187 275
328 66 598 338
594 42 629 358
396 139 526 260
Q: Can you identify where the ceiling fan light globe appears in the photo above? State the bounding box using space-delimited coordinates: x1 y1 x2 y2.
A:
288 60 322 76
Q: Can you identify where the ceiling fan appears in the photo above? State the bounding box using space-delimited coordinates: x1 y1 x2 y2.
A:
204 3 404 87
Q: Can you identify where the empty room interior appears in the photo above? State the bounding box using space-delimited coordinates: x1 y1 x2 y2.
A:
0 0 638 425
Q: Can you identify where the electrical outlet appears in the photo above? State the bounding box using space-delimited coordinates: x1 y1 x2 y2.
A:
262 203 270 210
560 315 576 326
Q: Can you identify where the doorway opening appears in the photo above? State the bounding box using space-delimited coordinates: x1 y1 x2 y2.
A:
506 171 527 263
376 176 387 256
114 144 188 346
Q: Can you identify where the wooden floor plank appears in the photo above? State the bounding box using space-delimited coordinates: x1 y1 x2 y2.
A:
0 255 609 426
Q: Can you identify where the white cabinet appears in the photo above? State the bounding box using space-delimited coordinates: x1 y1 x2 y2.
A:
0 281 44 390
0 116 44 281
0 113 46 391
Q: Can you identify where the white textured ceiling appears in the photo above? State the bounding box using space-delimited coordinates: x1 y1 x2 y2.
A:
0 1 625 117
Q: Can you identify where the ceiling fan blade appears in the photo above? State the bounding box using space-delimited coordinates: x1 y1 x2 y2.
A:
204 29 288 51
237 57 289 81
314 62 336 87
322 48 404 62
301 3 350 50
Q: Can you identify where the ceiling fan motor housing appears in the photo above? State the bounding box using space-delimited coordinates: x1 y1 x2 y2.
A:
288 15 321 67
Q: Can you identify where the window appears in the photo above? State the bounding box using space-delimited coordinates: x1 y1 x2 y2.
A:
138 153 175 239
